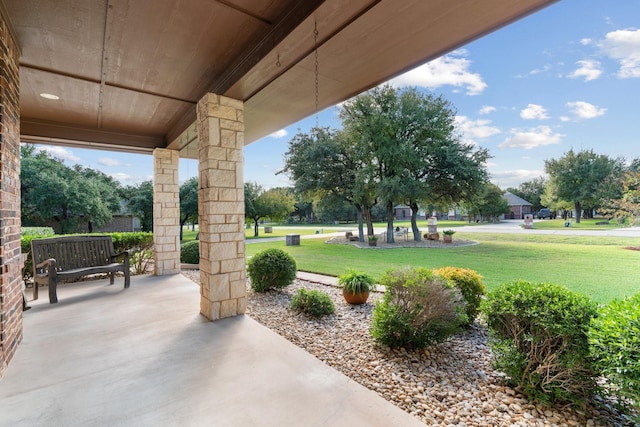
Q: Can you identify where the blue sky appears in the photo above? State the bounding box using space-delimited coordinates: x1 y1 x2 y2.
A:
33 0 640 190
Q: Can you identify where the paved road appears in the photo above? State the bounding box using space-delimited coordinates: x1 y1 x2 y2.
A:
246 220 640 243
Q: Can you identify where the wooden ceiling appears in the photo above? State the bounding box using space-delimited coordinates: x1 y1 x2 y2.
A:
1 0 557 158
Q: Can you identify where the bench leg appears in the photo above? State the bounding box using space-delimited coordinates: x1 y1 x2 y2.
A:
48 276 58 304
109 272 115 285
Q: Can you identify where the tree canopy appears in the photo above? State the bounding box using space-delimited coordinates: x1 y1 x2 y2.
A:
21 145 121 233
244 182 294 236
544 149 623 223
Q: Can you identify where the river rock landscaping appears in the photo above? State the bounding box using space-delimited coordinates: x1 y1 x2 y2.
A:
182 271 634 426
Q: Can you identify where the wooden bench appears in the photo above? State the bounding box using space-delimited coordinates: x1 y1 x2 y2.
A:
31 235 131 303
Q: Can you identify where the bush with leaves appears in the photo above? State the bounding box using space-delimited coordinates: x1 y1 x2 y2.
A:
180 240 200 264
589 293 640 415
290 288 335 318
110 232 154 274
247 248 297 292
370 267 465 349
481 280 599 405
433 266 485 326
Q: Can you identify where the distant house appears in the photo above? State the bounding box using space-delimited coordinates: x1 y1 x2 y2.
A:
502 191 533 219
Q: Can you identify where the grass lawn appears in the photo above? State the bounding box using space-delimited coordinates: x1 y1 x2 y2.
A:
245 233 640 303
531 218 625 230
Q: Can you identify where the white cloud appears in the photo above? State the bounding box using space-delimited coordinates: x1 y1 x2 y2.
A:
515 64 551 78
566 101 607 119
600 28 640 78
391 50 487 95
269 129 288 138
490 169 546 188
479 105 496 115
36 146 80 162
98 157 123 167
110 172 152 184
520 104 549 120
498 126 563 150
455 116 500 145
567 59 603 81
580 38 593 46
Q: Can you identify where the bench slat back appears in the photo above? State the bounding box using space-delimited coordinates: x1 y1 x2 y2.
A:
31 236 116 272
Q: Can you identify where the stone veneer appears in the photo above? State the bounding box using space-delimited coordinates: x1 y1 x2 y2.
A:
0 8 23 378
153 149 181 275
196 94 246 320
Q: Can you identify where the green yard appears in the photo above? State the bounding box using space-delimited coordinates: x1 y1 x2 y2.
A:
245 232 640 303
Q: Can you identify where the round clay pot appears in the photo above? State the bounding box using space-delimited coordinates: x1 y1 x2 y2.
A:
342 289 370 305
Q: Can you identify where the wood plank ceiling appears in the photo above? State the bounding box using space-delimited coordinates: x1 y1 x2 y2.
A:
1 0 557 158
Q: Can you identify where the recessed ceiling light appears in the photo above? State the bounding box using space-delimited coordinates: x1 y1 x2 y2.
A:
39 93 60 100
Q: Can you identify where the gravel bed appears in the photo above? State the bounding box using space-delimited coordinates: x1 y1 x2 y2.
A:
182 271 634 426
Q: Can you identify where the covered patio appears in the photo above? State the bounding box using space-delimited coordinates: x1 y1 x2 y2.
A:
1 0 558 411
0 273 423 426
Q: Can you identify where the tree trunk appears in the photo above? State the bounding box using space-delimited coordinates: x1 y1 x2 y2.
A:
254 218 259 237
364 206 374 237
355 204 365 242
386 200 395 243
574 202 582 224
409 202 421 241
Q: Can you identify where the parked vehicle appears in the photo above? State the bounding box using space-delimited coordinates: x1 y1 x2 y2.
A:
537 208 552 219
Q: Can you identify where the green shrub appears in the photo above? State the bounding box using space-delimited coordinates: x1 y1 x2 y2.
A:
110 232 154 274
589 293 640 414
370 267 465 349
180 240 200 264
290 288 335 318
21 227 55 237
247 248 297 292
433 266 485 326
338 269 375 294
481 280 599 405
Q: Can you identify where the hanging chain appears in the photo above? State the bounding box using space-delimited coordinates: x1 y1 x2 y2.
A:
314 21 319 128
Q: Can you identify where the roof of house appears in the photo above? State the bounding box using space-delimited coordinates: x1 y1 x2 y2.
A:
503 191 533 207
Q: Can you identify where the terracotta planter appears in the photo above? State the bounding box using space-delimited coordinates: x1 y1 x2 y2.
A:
368 240 377 247
443 235 453 243
343 289 370 305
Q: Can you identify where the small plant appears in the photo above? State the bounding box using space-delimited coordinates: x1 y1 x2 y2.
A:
338 270 375 294
247 248 297 292
290 288 335 318
433 266 485 326
442 229 456 235
589 293 640 415
481 280 598 405
367 235 378 241
370 267 465 349
180 240 200 264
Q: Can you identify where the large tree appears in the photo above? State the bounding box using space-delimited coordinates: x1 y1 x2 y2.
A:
282 127 376 242
244 182 294 237
600 159 640 224
122 180 154 232
179 177 199 240
544 149 622 223
341 85 489 241
463 183 511 222
21 145 121 233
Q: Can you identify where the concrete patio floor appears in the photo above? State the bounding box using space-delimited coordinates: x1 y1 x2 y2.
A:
0 274 422 427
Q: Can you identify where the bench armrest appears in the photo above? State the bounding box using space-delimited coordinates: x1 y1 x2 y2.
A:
35 258 57 270
112 251 130 262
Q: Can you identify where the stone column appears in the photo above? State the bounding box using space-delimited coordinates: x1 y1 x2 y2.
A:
0 9 24 378
153 148 180 275
196 93 245 321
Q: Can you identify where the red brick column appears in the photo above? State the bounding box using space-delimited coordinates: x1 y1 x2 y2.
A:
0 9 24 378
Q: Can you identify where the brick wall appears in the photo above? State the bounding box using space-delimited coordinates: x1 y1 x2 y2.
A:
0 9 24 378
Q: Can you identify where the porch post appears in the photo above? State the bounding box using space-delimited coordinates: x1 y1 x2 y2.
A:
196 93 246 321
153 148 181 275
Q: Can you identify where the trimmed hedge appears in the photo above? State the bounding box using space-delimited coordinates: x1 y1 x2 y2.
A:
481 280 598 405
180 240 200 264
290 288 335 318
433 266 485 326
247 248 297 292
370 267 465 349
589 293 640 415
